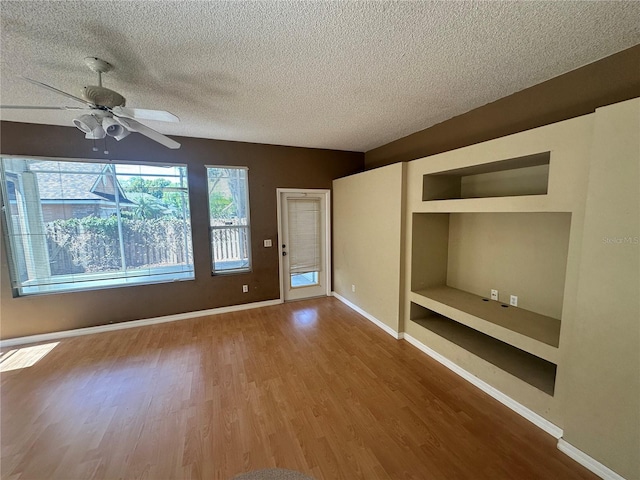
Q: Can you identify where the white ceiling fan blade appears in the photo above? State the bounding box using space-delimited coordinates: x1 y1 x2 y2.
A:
117 117 181 149
21 76 94 107
112 106 179 123
0 105 88 110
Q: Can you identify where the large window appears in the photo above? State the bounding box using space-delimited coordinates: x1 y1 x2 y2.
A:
207 166 251 273
0 157 194 296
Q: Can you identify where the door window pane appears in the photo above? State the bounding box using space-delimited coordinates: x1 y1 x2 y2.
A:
291 271 319 288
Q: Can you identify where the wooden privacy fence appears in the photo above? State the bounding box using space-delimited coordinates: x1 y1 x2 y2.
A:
46 219 192 274
210 226 250 264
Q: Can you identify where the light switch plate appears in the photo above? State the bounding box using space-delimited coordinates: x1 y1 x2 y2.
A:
264 239 272 247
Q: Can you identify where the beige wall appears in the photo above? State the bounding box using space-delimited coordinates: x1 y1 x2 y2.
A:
447 212 571 319
460 164 550 198
333 163 405 333
562 100 640 479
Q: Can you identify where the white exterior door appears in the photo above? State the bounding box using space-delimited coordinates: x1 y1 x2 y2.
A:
278 190 330 301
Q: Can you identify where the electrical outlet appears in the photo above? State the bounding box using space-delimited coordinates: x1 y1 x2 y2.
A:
351 284 356 293
264 239 272 247
242 285 249 293
491 289 498 301
510 295 518 307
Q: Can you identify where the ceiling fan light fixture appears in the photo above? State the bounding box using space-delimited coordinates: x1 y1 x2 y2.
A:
112 128 130 141
84 125 106 140
73 114 105 139
73 114 100 134
115 116 133 130
103 116 130 140
7 58 180 149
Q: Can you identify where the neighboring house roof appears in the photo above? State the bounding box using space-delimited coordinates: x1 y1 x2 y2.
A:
28 161 133 204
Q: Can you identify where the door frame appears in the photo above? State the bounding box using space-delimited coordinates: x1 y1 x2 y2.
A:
276 188 331 302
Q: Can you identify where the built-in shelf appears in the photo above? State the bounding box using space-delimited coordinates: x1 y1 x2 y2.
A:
412 196 555 214
410 212 570 345
416 286 560 346
422 152 550 201
409 304 557 396
410 286 560 363
404 114 600 423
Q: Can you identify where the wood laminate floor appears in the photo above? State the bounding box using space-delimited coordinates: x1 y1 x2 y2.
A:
1 297 596 480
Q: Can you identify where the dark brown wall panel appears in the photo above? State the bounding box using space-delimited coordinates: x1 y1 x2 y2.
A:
365 45 640 169
0 122 363 339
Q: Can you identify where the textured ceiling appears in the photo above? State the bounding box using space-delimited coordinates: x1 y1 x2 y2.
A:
1 1 639 152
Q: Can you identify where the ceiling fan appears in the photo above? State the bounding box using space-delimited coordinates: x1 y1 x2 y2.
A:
1 57 181 149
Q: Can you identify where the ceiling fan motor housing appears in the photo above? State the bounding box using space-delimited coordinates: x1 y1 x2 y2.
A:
82 85 126 108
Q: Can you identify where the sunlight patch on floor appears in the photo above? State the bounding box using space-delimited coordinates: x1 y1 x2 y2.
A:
0 342 59 372
293 308 318 328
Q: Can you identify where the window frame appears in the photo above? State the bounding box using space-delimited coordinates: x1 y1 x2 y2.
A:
0 155 195 297
205 165 252 275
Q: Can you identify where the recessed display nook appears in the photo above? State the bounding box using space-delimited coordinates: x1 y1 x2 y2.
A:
409 210 570 396
409 302 557 395
422 152 550 201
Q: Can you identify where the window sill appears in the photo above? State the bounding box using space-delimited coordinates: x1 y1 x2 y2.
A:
17 268 194 297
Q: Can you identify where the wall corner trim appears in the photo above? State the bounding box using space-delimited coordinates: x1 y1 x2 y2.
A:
557 439 627 480
331 291 401 340
0 299 284 348
402 333 564 439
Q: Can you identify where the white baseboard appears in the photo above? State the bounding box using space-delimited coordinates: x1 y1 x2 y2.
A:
0 299 283 348
557 439 626 480
403 333 564 439
331 292 401 339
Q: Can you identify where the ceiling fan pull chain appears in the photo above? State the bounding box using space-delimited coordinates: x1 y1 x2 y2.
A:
92 137 98 152
103 137 109 155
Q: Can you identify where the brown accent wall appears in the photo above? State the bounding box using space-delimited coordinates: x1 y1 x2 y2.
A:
365 45 640 169
0 121 363 339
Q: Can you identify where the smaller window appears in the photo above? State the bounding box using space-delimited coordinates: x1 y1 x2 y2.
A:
206 166 251 273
